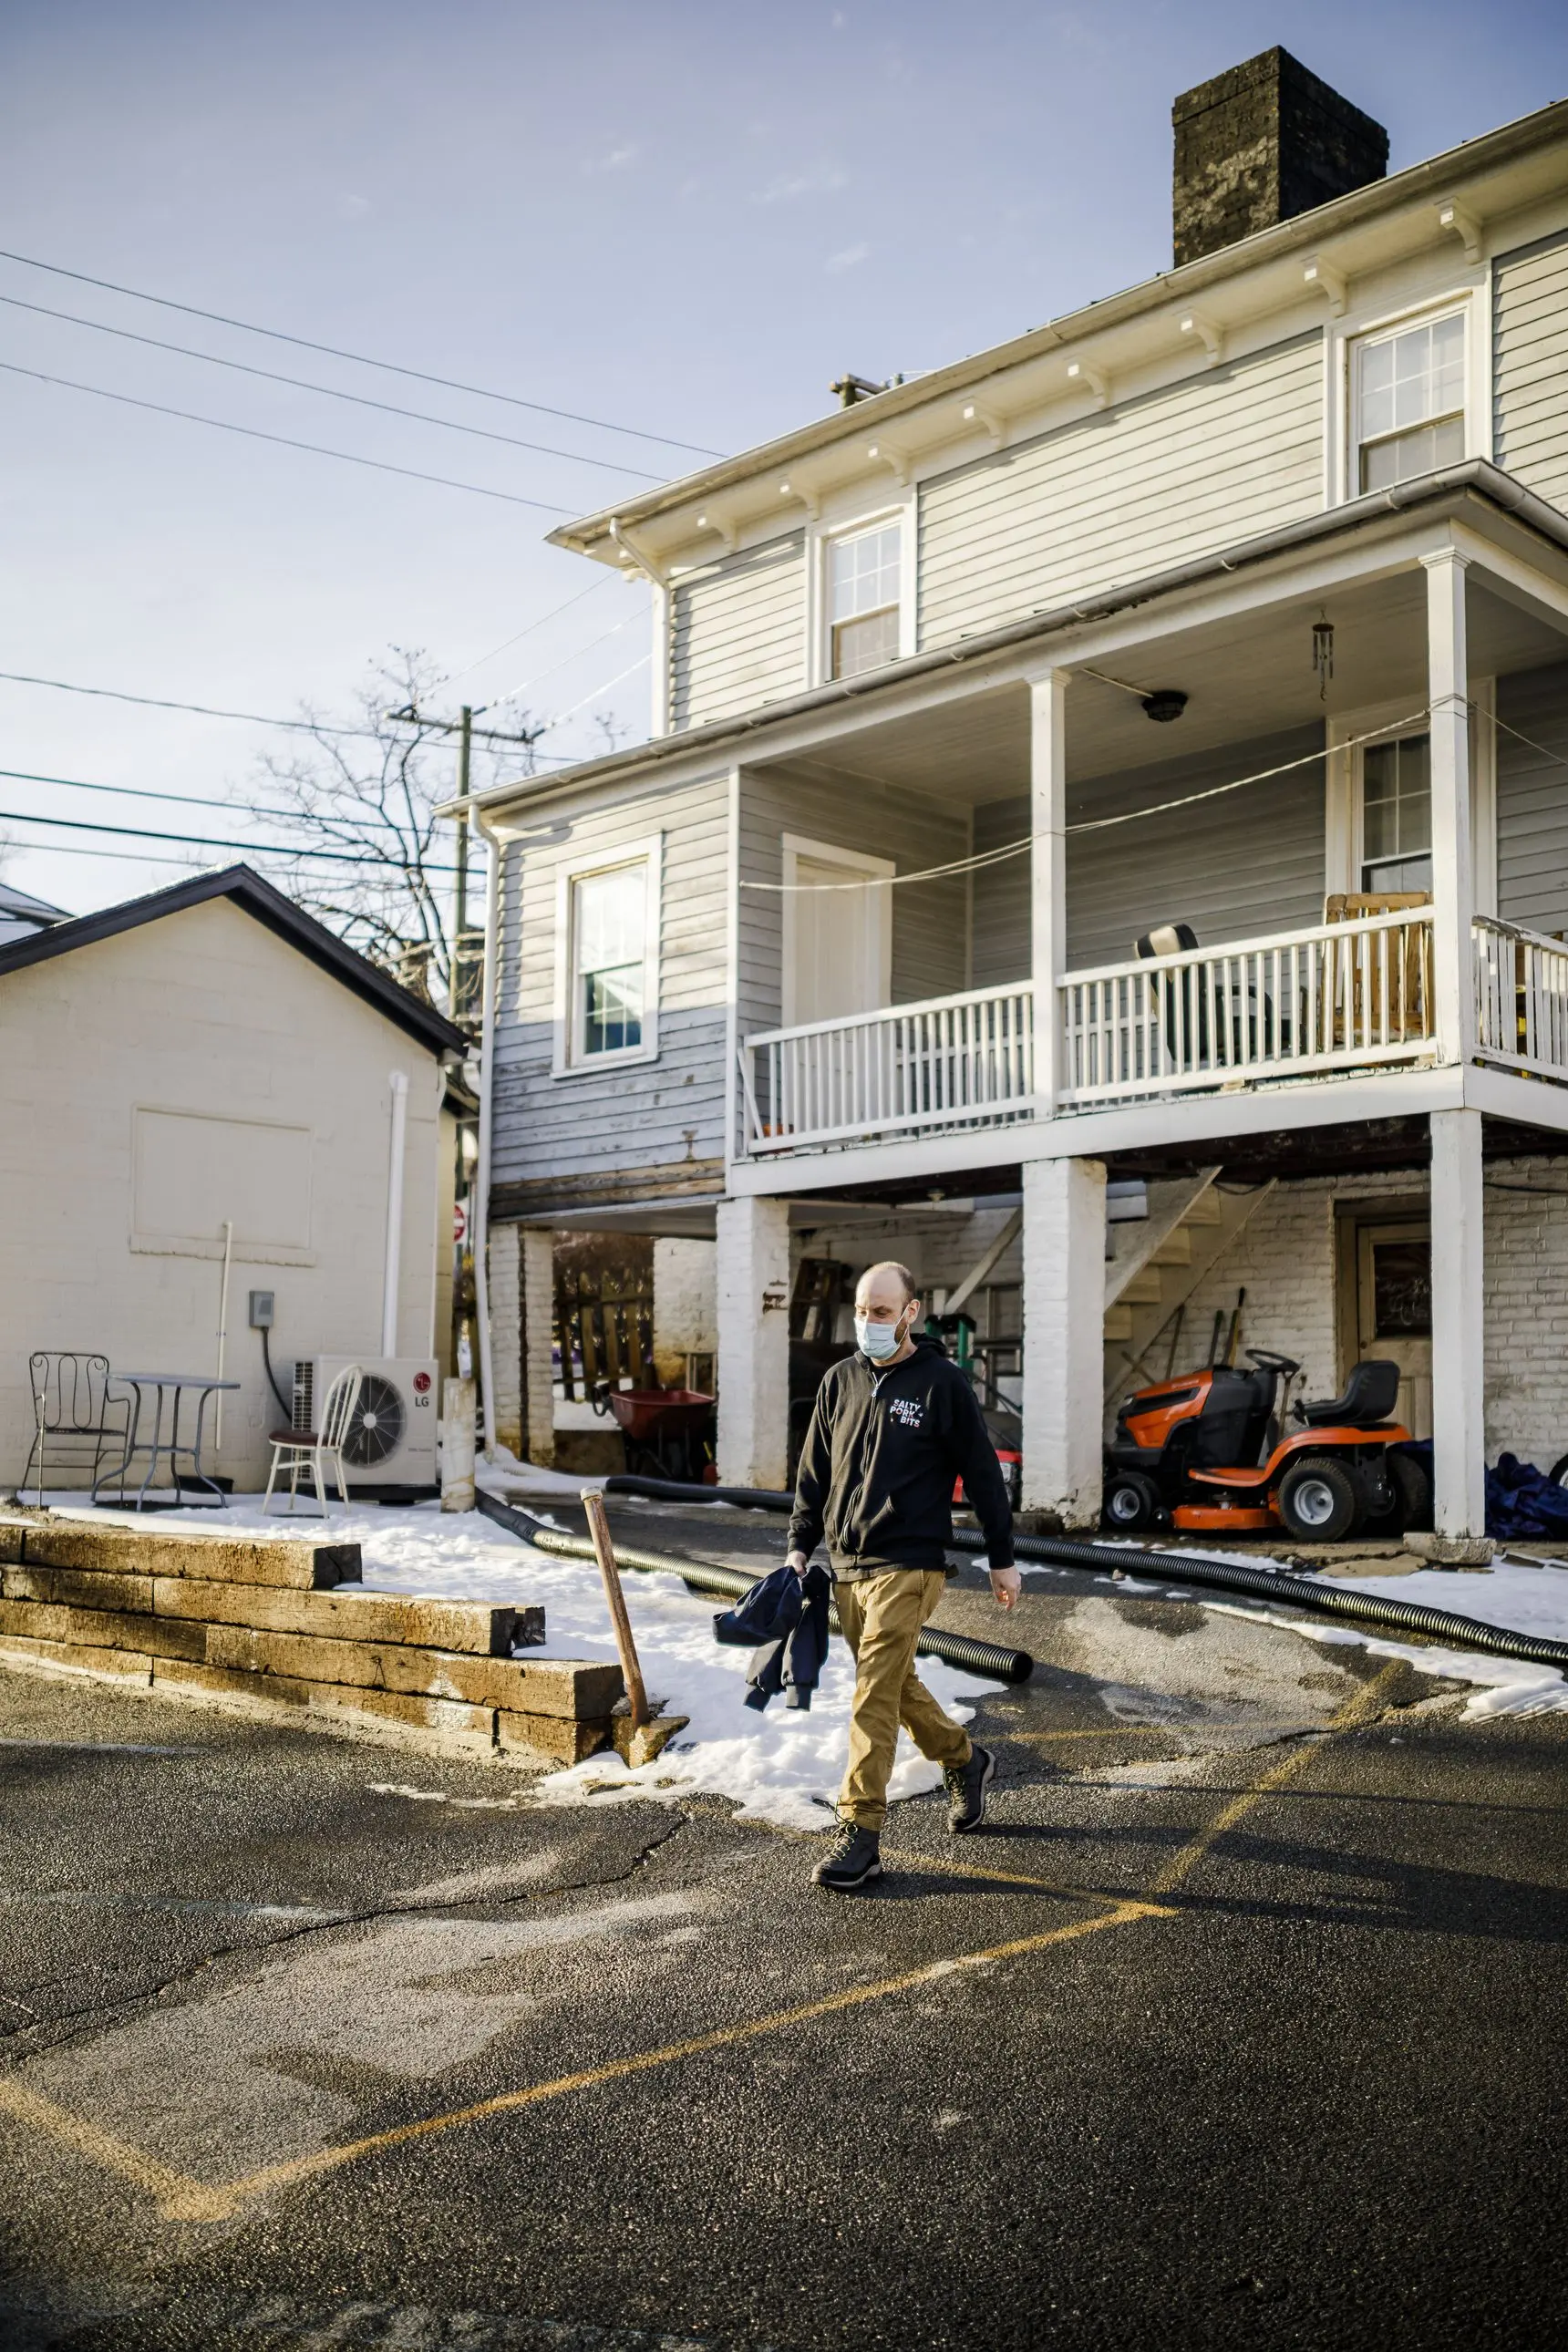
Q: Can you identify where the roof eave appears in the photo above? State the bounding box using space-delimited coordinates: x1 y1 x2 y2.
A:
482 461 1568 815
0 864 469 1057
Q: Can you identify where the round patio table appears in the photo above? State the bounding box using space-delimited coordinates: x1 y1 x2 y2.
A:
93 1373 242 1511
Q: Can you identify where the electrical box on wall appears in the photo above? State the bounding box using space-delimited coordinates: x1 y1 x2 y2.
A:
248 1291 275 1329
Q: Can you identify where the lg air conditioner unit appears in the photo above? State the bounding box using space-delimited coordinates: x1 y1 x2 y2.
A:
291 1356 438 1491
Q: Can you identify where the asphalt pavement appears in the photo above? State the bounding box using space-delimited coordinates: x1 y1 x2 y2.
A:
3 1518 1565 2352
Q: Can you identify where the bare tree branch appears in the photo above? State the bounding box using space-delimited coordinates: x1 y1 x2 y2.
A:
242 649 541 1006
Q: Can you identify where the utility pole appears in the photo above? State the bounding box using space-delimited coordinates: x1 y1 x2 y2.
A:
455 705 472 948
383 699 541 1018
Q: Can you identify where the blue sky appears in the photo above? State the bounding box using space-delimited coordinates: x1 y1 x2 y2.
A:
2 0 1565 917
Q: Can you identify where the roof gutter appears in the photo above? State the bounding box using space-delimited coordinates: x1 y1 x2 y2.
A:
462 461 1568 820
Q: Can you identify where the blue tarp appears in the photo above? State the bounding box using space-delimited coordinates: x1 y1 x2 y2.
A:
1398 1439 1568 1541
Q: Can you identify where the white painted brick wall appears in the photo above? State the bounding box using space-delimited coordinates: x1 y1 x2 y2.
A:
487 1222 522 1457
1167 1158 1568 1469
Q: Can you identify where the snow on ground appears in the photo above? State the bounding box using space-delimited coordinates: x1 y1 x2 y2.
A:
1049 1544 1568 1719
39 1498 1568 1819
66 1496 987 1830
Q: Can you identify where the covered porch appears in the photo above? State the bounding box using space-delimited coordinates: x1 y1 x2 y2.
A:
730 476 1568 1171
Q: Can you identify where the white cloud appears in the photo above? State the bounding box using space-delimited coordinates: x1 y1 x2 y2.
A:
756 162 848 204
586 141 639 174
336 193 371 221
825 241 870 273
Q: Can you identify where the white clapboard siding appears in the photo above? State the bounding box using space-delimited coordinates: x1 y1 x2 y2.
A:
917 336 1324 650
1497 660 1568 937
969 723 1328 982
490 775 732 1190
1493 231 1568 515
738 766 970 1037
669 532 806 732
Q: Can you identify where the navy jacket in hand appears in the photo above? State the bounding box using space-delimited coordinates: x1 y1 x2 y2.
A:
713 1560 832 1712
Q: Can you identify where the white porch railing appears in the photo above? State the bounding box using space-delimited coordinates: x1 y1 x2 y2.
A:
1057 907 1438 1107
740 983 1035 1155
1474 915 1568 1079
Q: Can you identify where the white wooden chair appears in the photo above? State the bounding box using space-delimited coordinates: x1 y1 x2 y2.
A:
263 1362 363 1516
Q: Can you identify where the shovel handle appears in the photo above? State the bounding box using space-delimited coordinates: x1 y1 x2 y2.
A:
581 1490 650 1728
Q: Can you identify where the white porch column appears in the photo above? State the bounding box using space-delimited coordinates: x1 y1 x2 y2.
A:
1029 669 1070 1112
716 1195 790 1490
1429 1109 1486 1540
486 1220 523 1458
1423 549 1473 1064
520 1227 557 1468
1021 1155 1106 1529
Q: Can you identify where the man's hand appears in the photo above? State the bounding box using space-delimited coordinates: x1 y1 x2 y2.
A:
787 1549 810 1581
989 1565 1022 1611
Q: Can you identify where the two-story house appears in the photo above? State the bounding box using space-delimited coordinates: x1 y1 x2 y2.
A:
467 49 1568 1543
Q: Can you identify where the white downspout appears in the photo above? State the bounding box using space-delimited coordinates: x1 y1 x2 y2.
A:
382 1070 409 1357
471 822 500 1460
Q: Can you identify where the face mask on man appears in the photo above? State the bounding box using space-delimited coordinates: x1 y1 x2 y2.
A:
855 1310 908 1361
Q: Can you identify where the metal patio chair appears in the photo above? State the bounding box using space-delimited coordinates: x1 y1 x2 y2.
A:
262 1362 364 1517
21 1352 135 1503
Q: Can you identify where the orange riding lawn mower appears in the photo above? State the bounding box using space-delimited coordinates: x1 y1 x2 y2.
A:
1103 1348 1432 1542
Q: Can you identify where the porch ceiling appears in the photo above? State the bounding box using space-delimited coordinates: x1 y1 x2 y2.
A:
1107 1112 1568 1185
759 571 1568 813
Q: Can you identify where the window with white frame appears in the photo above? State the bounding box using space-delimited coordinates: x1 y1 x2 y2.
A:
1360 733 1432 894
828 521 901 679
569 856 651 1062
1354 312 1466 493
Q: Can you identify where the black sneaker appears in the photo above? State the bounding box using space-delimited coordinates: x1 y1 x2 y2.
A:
810 1822 882 1893
945 1744 996 1833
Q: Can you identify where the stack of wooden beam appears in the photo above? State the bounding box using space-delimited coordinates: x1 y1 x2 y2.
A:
0 1511 623 1763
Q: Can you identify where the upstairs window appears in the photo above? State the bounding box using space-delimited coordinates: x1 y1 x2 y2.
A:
1356 313 1465 492
1361 733 1432 894
828 521 901 678
572 859 647 1059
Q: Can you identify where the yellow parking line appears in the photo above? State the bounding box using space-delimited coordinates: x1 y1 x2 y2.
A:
880 1846 1130 1903
0 2075 227 2223
0 1664 1399 2222
214 1898 1164 2215
1150 1661 1402 1896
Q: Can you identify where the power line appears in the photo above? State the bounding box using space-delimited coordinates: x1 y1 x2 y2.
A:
441 575 618 691
0 290 665 482
0 245 725 460
0 760 416 830
0 836 216 872
0 665 581 759
0 359 573 512
0 792 465 871
488 605 647 711
536 654 651 733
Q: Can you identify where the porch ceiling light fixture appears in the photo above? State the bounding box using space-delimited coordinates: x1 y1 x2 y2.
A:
1141 689 1188 724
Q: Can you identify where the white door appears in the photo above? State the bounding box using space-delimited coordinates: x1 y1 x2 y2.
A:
780 835 894 1137
1357 1221 1432 1439
782 837 893 1026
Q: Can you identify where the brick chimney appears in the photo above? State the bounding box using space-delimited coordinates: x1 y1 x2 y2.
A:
1172 47 1388 267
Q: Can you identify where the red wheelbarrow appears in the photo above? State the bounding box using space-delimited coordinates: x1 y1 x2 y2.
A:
602 1387 717 1481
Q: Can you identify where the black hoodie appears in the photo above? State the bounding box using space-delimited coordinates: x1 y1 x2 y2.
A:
788 1335 1015 1580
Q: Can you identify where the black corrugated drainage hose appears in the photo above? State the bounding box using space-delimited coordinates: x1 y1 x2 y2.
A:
477 1490 1033 1686
599 1474 1568 1677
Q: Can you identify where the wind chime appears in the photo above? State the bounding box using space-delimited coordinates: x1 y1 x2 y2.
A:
1312 614 1335 701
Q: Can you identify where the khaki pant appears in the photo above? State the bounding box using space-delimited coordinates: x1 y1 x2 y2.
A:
833 1570 972 1832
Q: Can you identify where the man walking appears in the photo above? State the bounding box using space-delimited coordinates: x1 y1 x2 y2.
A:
787 1259 1021 1893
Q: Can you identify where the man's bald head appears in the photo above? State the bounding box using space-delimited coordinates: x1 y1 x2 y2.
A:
856 1261 919 1316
